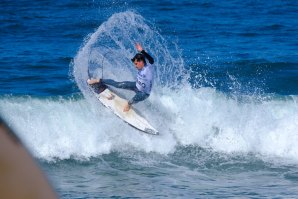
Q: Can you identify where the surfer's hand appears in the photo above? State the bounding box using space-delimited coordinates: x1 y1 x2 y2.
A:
136 43 143 52
124 102 131 112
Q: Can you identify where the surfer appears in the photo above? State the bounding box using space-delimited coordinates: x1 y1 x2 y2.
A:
87 43 155 112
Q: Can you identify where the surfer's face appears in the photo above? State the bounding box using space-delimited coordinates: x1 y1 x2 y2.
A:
134 59 144 70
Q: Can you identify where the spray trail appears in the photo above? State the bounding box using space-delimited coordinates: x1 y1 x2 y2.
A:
73 11 186 97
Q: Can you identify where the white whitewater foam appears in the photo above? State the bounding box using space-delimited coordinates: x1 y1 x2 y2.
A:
0 91 297 163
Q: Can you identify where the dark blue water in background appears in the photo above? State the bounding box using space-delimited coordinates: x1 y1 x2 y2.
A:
1 0 298 198
1 0 297 96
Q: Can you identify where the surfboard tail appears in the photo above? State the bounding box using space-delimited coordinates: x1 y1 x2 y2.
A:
90 83 107 94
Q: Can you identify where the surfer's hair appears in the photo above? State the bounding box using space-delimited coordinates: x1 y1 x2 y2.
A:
131 53 146 64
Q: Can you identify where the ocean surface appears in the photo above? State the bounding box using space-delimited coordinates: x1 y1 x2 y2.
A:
1 0 298 198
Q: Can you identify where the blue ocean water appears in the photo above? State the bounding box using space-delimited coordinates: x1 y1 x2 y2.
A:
1 0 298 198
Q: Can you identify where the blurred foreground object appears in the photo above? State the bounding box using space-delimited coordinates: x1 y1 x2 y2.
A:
0 117 58 199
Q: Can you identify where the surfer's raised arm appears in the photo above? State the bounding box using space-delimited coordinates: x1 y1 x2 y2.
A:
135 43 154 64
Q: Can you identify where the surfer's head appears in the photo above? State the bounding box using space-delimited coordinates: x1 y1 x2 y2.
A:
131 53 146 70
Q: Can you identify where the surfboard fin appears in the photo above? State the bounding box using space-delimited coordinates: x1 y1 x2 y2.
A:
144 128 159 135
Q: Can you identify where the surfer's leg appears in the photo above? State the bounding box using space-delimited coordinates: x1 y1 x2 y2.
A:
102 79 136 91
128 91 149 105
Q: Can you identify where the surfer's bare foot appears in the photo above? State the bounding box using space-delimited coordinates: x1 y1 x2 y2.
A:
107 93 114 100
123 102 131 112
87 78 100 85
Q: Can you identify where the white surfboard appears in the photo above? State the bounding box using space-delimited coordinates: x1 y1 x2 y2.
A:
91 87 159 135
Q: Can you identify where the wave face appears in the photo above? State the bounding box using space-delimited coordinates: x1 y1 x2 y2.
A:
1 90 297 163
